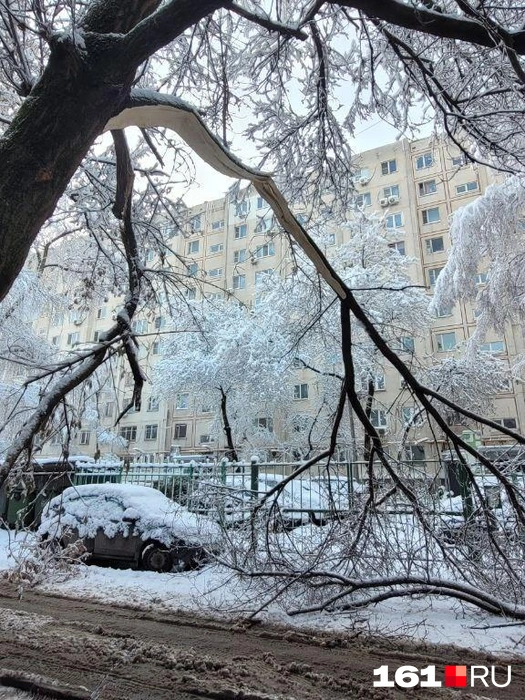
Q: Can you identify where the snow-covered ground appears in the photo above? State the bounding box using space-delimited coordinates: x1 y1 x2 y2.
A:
1 527 524 658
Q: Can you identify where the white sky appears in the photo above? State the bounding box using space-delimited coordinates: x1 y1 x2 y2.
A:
181 117 429 206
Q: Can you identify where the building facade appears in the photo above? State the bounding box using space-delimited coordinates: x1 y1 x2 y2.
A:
28 135 525 463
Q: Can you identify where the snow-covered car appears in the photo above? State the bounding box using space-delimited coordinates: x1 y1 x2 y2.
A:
38 483 222 572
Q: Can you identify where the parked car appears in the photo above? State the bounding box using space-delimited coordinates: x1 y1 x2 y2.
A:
38 483 222 572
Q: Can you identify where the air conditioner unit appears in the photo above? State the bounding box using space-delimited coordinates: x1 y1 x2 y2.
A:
379 197 389 207
388 195 400 204
73 319 82 326
250 256 258 265
358 176 369 186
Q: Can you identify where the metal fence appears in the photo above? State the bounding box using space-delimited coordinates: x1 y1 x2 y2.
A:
3 457 523 529
69 459 455 523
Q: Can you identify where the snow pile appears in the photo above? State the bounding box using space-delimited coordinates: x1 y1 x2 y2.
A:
38 483 221 547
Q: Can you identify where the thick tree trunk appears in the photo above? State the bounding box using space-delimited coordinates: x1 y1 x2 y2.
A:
0 31 135 304
0 0 225 304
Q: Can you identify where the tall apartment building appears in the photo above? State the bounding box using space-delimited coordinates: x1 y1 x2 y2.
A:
28 135 525 463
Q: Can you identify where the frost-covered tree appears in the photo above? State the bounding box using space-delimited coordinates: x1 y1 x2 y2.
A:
433 177 525 346
154 296 292 459
1 0 525 620
261 212 430 456
0 0 525 479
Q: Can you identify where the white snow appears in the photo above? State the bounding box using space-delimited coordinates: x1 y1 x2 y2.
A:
38 483 221 547
0 527 524 657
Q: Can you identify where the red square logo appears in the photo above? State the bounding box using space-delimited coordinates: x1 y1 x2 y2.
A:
445 665 467 688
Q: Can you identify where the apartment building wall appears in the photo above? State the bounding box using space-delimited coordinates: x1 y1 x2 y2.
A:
28 136 525 461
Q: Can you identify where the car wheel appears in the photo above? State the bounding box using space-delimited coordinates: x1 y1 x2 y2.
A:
172 545 208 572
141 543 173 573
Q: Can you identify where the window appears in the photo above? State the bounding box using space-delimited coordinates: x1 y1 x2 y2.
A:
399 336 415 353
362 373 385 391
479 340 506 354
474 272 488 285
354 167 370 180
145 424 158 441
255 269 273 285
176 393 189 410
234 249 246 264
257 196 266 209
147 396 160 412
434 305 453 318
201 405 212 413
199 434 212 444
189 214 202 232
97 307 107 320
327 232 336 245
161 224 178 238
255 217 272 233
131 319 147 334
154 316 165 330
436 331 457 352
184 288 197 300
415 152 433 170
186 262 199 277
234 224 247 239
173 423 187 439
187 240 200 254
418 179 437 196
69 309 82 324
51 312 64 327
209 242 223 254
233 274 246 290
294 383 309 400
494 417 517 430
427 266 444 287
256 242 275 258
207 267 223 278
456 181 479 195
67 332 80 346
383 185 399 198
381 159 397 175
145 248 155 262
93 330 101 342
151 340 162 355
370 409 387 429
104 401 114 418
425 236 444 253
51 335 60 346
386 213 403 229
235 200 248 217
51 433 62 446
402 407 423 427
119 426 137 442
296 212 307 224
388 241 406 256
422 207 441 224
355 192 372 208
451 154 467 167
211 220 224 230
80 430 91 446
254 417 274 432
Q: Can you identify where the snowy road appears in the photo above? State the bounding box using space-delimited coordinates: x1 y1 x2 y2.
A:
0 584 524 700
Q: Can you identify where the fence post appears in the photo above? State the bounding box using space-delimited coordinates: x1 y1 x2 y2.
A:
250 456 259 502
346 460 354 510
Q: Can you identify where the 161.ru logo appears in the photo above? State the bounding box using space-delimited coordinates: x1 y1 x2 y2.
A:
373 664 512 688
